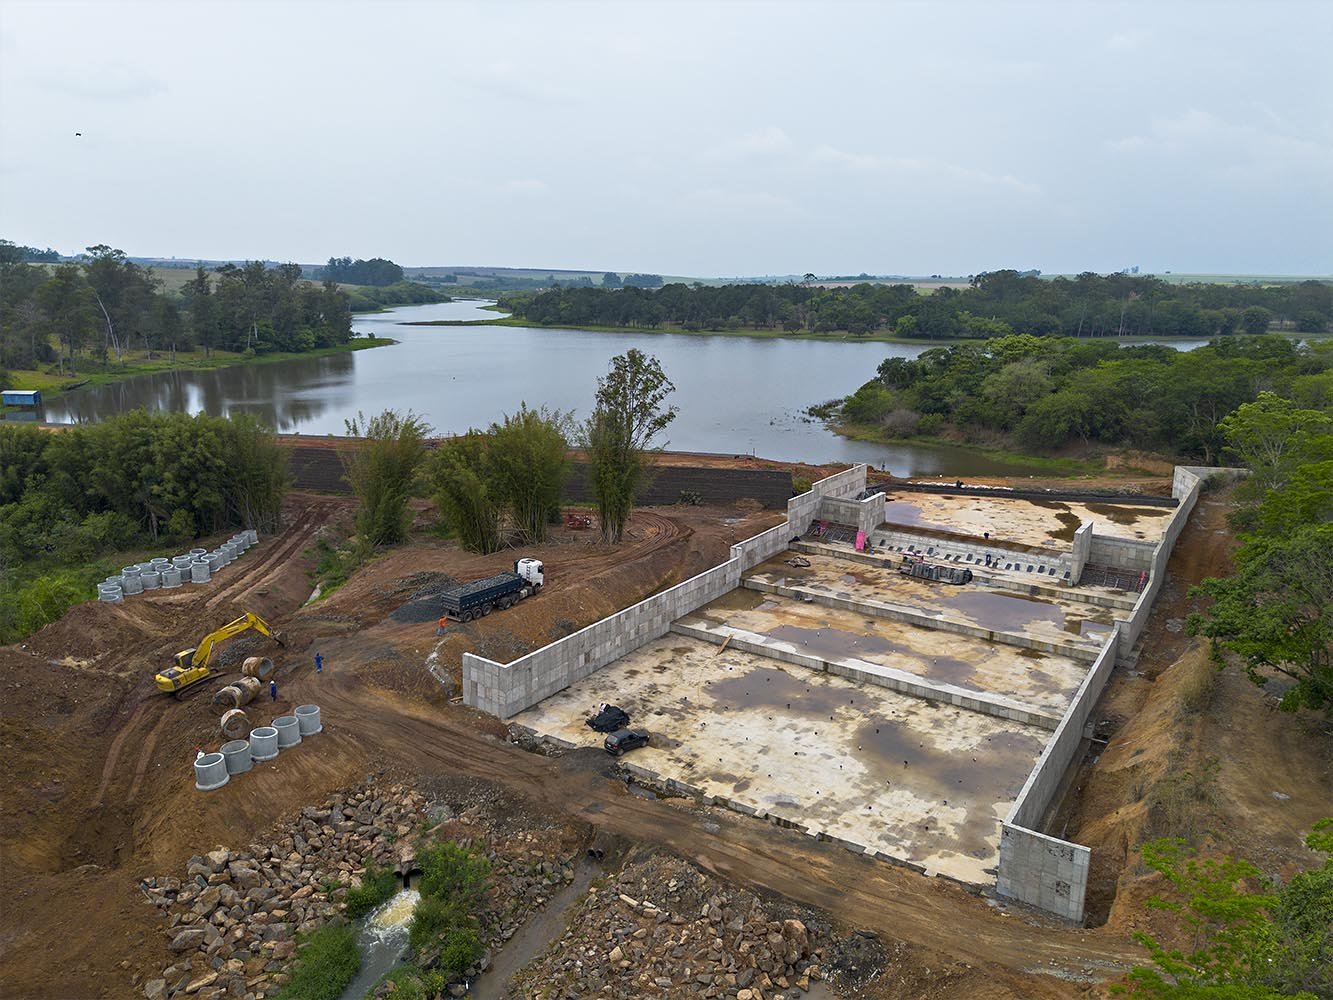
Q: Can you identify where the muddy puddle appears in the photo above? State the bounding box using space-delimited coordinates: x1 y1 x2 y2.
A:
767 623 909 661
1047 511 1083 542
1084 503 1148 525
943 589 1066 631
706 663 848 716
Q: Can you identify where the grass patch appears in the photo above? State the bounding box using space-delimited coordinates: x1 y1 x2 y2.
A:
5 337 395 395
273 922 360 1000
369 966 449 1000
344 865 398 919
406 840 490 976
309 536 374 602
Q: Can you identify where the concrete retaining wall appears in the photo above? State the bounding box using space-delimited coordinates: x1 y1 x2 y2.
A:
464 464 869 718
997 632 1117 921
1070 521 1093 585
1087 535 1155 573
818 491 885 536
861 530 1071 584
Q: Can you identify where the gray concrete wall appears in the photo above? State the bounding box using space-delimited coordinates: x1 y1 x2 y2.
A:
1070 521 1093 585
818 490 885 536
996 631 1117 921
862 530 1072 585
464 464 869 718
1087 534 1155 573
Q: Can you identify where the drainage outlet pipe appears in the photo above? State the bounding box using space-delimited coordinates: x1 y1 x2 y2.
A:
220 708 250 740
273 715 302 748
190 559 211 584
194 752 230 791
161 568 182 588
295 704 322 735
241 657 274 680
249 726 279 762
140 571 161 590
220 739 253 775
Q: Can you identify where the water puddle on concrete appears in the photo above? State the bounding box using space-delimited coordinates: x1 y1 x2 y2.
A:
882 499 931 527
943 590 1066 631
1048 511 1083 542
1084 503 1146 525
768 623 908 661
707 663 847 717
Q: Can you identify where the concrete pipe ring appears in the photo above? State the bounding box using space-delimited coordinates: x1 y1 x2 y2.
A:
194 752 230 792
97 584 123 603
189 548 207 557
221 739 253 775
161 568 182 588
206 552 223 572
190 560 211 584
249 726 280 762
272 715 302 748
120 574 144 596
294 704 322 735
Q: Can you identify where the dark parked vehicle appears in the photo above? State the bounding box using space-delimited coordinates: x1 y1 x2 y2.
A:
603 728 650 756
586 703 631 733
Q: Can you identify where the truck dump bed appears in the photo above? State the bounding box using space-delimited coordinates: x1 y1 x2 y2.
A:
441 572 520 613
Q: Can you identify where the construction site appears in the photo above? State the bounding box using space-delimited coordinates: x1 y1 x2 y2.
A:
2 446 1329 1000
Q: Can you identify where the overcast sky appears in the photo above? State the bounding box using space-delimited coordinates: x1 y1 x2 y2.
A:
2 0 1330 276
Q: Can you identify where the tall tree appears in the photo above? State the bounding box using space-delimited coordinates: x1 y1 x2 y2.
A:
583 350 677 543
341 410 431 547
486 405 572 544
35 266 94 373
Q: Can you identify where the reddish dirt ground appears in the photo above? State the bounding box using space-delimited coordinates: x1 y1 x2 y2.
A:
3 475 1313 1000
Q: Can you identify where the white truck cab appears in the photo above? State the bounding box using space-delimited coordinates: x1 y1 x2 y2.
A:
515 558 545 589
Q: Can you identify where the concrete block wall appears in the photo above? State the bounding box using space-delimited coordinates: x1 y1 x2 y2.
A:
731 522 796 571
1070 521 1093 585
787 465 867 536
464 558 741 718
997 632 1117 921
863 529 1071 583
818 491 885 536
1087 535 1155 573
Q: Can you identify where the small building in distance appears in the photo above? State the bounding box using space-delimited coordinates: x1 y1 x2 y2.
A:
1 389 42 421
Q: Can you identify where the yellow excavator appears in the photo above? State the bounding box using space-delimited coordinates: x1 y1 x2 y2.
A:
155 612 285 697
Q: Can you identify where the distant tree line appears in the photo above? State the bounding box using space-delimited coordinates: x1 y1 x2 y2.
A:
0 243 356 374
501 270 1332 338
319 256 405 287
0 412 287 642
2 241 61 263
828 334 1333 460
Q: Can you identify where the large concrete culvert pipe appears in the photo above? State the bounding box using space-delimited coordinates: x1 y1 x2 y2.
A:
190 559 211 584
249 726 279 762
140 570 161 590
295 704 322 735
241 657 274 680
161 567 182 588
220 708 250 740
221 739 252 775
233 676 263 704
273 716 302 748
213 685 244 708
194 752 229 791
97 584 123 603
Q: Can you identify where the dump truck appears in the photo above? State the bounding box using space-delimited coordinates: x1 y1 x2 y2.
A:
898 555 973 585
155 611 285 697
437 558 544 628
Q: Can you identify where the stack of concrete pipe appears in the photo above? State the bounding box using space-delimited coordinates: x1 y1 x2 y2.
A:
98 530 259 601
199 705 323 792
241 656 275 680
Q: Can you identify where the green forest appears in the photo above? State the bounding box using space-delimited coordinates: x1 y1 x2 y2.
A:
0 412 287 643
822 334 1333 461
0 243 447 387
502 270 1332 339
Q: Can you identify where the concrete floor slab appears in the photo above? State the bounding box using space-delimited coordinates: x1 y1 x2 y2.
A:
676 590 1086 717
879 491 1172 547
512 635 1050 884
745 552 1117 657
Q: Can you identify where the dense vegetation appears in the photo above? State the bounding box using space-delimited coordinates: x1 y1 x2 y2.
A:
1122 822 1332 998
0 242 355 374
429 405 572 553
342 281 448 313
823 334 1332 460
501 271 1331 338
341 410 431 548
1189 395 1333 714
0 411 288 642
272 922 360 1000
318 255 404 286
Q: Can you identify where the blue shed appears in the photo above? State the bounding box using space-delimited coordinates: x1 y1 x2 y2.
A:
2 389 42 407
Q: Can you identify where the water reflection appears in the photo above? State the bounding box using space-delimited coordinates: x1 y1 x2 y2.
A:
36 299 1208 476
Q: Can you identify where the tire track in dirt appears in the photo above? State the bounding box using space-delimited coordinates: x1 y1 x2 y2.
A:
90 702 147 810
126 704 175 805
203 500 337 611
314 680 1136 977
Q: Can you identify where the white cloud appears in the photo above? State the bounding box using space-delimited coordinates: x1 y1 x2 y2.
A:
700 126 794 162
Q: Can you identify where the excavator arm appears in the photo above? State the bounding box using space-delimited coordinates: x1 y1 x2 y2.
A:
189 612 285 671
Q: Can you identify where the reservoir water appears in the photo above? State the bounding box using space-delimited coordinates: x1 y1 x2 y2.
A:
37 300 1199 477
